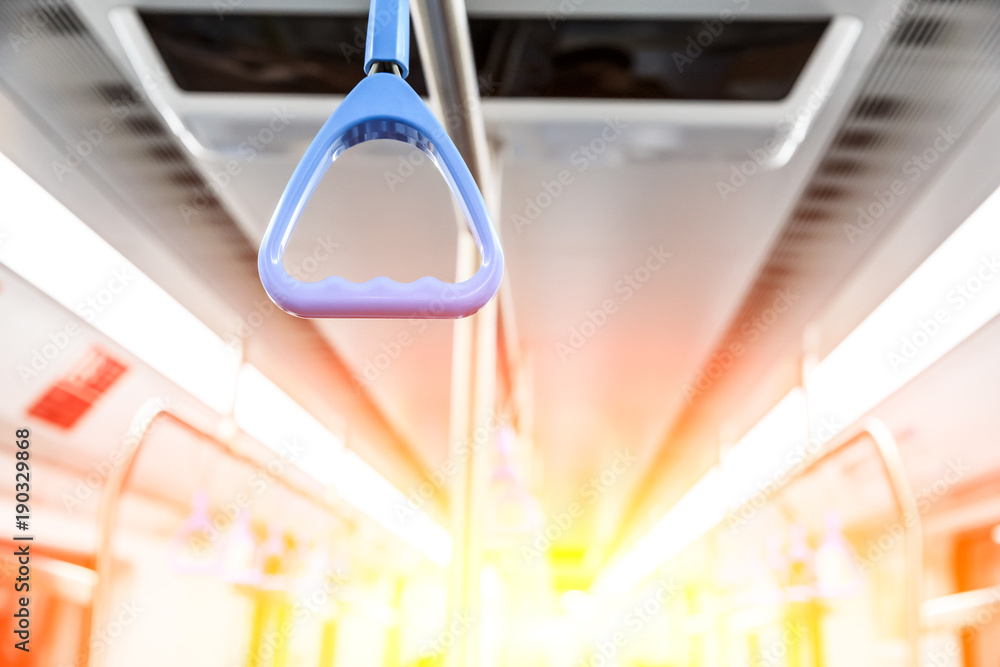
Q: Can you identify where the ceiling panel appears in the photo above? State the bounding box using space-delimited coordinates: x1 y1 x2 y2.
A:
6 0 932 577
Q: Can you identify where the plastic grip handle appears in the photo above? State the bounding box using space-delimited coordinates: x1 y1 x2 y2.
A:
258 73 504 319
364 0 410 78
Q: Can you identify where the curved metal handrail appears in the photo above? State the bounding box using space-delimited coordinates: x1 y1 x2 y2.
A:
89 398 350 667
798 418 923 667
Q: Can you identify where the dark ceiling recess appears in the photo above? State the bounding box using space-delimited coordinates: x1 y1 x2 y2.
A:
139 12 431 96
138 12 829 101
467 18 828 101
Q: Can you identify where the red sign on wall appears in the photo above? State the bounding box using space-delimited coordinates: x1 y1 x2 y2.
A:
27 347 127 429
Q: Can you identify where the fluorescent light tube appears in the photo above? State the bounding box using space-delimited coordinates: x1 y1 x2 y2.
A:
808 186 1000 433
335 450 453 566
233 364 345 486
0 151 240 413
596 182 1000 596
0 151 451 565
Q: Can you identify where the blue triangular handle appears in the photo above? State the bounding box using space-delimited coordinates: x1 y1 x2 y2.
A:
258 73 504 318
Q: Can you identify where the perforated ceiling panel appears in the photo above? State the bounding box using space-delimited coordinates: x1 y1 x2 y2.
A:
625 0 1000 540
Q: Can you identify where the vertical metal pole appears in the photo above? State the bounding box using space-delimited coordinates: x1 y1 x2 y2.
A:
863 419 923 667
409 0 491 189
410 2 498 665
802 420 922 667
451 291 498 667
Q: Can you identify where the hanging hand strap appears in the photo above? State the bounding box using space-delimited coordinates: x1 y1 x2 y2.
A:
257 0 503 319
364 0 410 78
